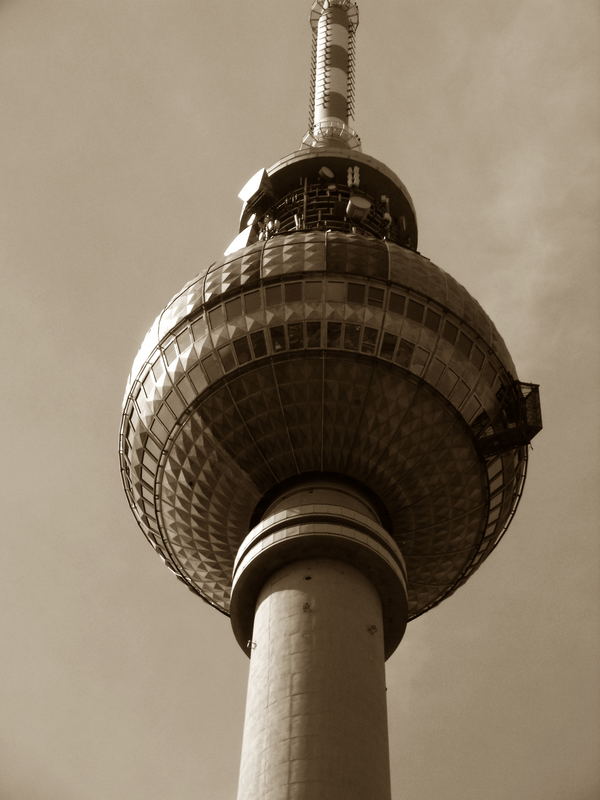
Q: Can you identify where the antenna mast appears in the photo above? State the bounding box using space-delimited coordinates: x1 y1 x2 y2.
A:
303 0 361 149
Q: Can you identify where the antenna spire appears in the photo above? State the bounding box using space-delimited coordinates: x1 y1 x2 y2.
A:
303 0 361 150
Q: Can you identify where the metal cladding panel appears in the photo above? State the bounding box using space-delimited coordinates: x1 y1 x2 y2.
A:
120 231 526 619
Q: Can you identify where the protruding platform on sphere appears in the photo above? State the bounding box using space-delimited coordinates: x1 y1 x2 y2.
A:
230 478 408 660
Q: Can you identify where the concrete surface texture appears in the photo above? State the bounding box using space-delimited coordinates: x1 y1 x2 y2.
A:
237 558 391 800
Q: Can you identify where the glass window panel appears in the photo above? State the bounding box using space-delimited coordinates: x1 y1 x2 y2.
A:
306 321 322 347
394 338 414 366
177 376 197 404
191 316 205 339
437 368 458 396
270 325 286 352
164 341 178 365
142 371 155 398
250 330 267 358
266 284 282 306
457 331 472 357
142 447 157 469
285 283 303 303
150 417 168 441
208 305 225 329
157 403 175 429
176 329 192 353
166 391 185 418
413 346 429 368
388 292 405 315
233 336 252 364
462 395 481 423
326 281 345 302
244 290 261 314
201 354 221 382
424 308 441 332
482 361 496 386
146 438 162 461
152 358 165 382
487 461 503 481
361 327 378 354
442 320 458 344
304 282 322 302
451 381 469 406
225 297 243 321
287 323 304 349
141 467 156 490
218 344 236 372
367 286 384 307
380 332 397 359
407 299 424 322
344 323 361 350
488 506 501 524
188 363 207 392
347 283 365 304
471 346 485 369
327 321 343 347
489 474 504 494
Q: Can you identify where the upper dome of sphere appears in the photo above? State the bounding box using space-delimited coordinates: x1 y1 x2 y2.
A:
119 231 529 619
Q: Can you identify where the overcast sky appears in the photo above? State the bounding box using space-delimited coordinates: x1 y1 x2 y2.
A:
1 1 598 798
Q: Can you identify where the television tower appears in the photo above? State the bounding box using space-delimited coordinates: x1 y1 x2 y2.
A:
119 2 542 798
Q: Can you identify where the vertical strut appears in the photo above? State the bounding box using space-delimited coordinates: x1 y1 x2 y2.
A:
303 0 361 150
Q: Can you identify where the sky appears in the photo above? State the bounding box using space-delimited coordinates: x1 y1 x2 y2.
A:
1 1 598 798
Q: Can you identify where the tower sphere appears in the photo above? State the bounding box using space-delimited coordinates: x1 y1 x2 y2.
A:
119 2 541 660
119 150 538 636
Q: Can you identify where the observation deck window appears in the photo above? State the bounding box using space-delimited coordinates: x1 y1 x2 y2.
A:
424 308 441 333
381 332 397 360
327 321 343 348
288 323 304 349
407 299 424 323
442 320 458 344
244 290 261 314
270 326 286 352
250 330 267 358
226 297 243 321
361 327 378 354
344 323 361 350
395 339 415 367
233 337 252 364
347 283 365 304
457 331 473 358
285 283 303 303
306 321 322 347
266 285 283 306
305 282 322 302
389 292 406 315
367 286 385 307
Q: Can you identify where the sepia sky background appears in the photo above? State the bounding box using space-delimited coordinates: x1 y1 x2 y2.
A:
1 1 599 798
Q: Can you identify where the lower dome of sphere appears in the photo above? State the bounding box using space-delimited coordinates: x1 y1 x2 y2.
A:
119 231 527 619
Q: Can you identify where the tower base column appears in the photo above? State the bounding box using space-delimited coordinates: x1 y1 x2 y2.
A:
237 557 390 800
230 480 408 800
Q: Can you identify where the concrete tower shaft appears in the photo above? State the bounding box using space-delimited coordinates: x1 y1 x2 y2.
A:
231 481 406 800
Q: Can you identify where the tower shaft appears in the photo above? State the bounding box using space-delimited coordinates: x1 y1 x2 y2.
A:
230 480 408 800
237 559 391 800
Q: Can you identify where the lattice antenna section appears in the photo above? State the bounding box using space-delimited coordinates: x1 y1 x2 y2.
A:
303 1 361 150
